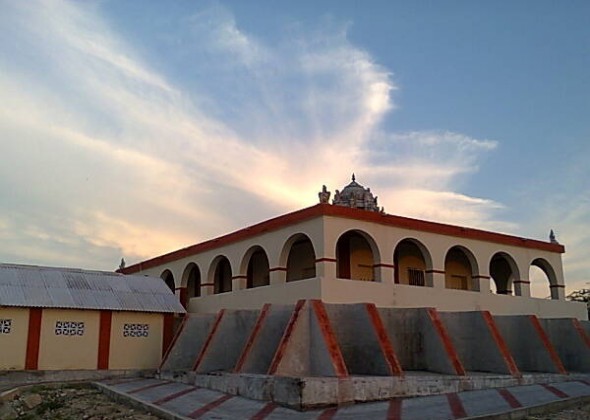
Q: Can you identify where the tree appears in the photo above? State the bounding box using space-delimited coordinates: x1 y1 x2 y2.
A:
567 288 590 318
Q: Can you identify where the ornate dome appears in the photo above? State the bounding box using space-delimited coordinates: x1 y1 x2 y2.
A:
332 174 383 212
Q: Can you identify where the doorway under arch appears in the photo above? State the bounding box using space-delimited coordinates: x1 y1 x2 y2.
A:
336 230 378 281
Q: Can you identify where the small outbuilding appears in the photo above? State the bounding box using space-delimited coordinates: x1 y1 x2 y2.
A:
0 264 185 371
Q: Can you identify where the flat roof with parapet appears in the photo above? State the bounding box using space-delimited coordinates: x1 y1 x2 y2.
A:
121 203 564 274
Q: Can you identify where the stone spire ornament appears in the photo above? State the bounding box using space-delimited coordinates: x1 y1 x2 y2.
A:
331 173 384 213
318 185 331 204
119 258 126 270
549 230 558 244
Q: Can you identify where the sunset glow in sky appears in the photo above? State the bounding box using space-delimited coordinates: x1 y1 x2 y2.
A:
1 1 589 297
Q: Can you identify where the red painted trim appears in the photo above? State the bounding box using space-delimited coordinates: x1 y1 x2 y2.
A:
528 315 567 375
97 310 112 370
426 269 446 274
234 304 271 373
193 309 226 371
513 280 530 284
153 386 199 405
104 377 148 386
365 303 403 376
426 308 466 376
25 308 42 370
446 393 467 419
481 312 520 377
162 313 175 358
250 402 278 420
318 406 338 419
315 257 337 263
387 398 402 420
160 314 189 369
311 300 349 378
497 388 522 408
268 300 305 375
269 267 287 272
549 284 565 288
578 379 590 387
120 204 564 274
129 381 171 394
572 319 590 349
374 263 395 268
200 282 215 287
232 275 247 280
188 394 233 418
541 383 569 398
473 275 490 279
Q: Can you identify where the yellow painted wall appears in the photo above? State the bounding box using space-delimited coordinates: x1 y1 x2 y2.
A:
398 255 426 285
350 236 374 281
0 307 29 370
445 260 472 290
109 312 163 370
37 309 99 370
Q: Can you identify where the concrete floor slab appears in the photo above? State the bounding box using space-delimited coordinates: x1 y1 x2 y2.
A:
402 394 454 420
131 381 191 402
113 378 161 393
507 383 561 407
158 387 226 416
459 388 512 417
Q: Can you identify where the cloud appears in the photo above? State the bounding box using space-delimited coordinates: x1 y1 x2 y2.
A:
0 1 506 270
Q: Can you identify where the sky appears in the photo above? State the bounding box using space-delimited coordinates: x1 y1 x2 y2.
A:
1 1 589 297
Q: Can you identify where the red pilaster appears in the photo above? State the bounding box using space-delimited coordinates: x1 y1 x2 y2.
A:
97 310 112 370
162 313 175 357
25 308 43 370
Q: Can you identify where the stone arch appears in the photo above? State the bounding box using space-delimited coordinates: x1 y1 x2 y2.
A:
489 252 519 295
208 255 232 294
444 245 479 291
281 233 317 282
240 246 270 288
336 230 380 281
182 262 201 298
160 269 175 292
530 258 559 299
393 238 433 286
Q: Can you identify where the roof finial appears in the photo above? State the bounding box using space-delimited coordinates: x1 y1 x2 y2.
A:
352 173 356 182
549 229 558 244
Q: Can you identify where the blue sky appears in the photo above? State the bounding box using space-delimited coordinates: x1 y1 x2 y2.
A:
0 1 588 297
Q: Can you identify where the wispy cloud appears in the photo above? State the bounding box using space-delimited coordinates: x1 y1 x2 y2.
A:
0 1 507 270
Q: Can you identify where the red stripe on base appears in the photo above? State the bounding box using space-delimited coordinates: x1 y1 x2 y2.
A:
235 304 271 373
427 308 466 376
160 314 189 369
446 393 467 418
268 300 306 375
578 379 590 387
311 300 349 378
193 309 226 371
528 315 567 375
365 303 403 376
129 381 171 394
481 311 520 377
97 310 112 370
572 319 590 349
153 386 198 405
318 406 338 419
250 402 277 420
541 383 569 398
387 398 402 420
25 308 42 370
188 394 233 418
497 388 522 408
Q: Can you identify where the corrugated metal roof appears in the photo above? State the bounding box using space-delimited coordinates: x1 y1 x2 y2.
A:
0 264 185 313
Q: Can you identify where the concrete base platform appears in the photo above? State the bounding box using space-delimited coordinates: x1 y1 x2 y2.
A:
96 375 590 419
158 370 587 410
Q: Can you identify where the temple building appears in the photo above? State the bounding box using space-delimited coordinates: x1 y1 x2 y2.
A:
120 176 587 320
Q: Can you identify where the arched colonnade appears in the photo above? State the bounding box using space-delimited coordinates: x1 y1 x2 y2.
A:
159 228 565 307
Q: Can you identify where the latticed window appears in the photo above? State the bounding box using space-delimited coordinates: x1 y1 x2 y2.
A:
407 268 425 286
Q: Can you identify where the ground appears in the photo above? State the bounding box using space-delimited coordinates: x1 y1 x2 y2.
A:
0 384 162 420
0 383 588 419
